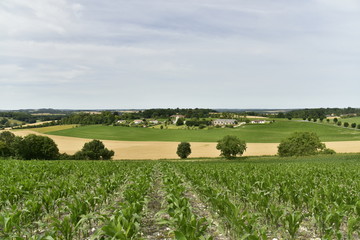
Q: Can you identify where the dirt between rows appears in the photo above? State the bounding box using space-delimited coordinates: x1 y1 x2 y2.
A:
5 130 360 160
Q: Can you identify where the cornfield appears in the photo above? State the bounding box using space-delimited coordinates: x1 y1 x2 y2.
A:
1 154 360 239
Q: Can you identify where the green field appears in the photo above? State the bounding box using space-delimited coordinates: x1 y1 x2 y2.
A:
338 116 360 125
47 120 360 142
1 154 360 239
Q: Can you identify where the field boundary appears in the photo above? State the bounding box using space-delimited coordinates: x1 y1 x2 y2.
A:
3 129 360 160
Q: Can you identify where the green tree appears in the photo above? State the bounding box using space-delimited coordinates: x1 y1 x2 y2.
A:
216 135 247 159
0 140 7 157
176 142 191 159
176 118 184 126
278 132 334 157
351 123 357 128
15 134 59 160
0 131 16 157
0 131 16 145
333 118 338 123
344 122 349 127
75 139 114 160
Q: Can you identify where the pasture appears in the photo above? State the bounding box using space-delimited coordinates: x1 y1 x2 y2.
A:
46 120 360 143
337 116 360 125
1 154 360 239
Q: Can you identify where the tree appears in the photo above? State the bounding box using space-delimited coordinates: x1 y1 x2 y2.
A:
75 139 114 160
333 118 338 123
337 121 342 126
216 135 247 159
176 118 184 126
278 132 334 157
15 134 59 160
0 131 16 157
351 123 357 128
344 122 349 128
326 119 330 123
176 142 191 159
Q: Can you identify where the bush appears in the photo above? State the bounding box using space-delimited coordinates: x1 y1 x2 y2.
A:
216 135 247 159
351 123 357 128
14 134 59 160
344 122 349 127
358 125 360 130
176 142 191 159
278 132 334 157
320 148 336 155
337 121 342 126
75 139 114 160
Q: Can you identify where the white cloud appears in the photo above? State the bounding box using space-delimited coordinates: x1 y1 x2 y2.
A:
0 0 359 109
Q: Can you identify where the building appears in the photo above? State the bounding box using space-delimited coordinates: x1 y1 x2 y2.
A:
250 120 268 124
133 120 144 124
149 120 159 124
116 120 127 124
212 119 237 126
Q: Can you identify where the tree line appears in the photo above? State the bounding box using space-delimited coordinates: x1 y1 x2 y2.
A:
0 131 114 160
277 107 360 120
60 108 216 125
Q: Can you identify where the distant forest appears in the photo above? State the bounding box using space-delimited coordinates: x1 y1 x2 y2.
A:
60 108 216 125
2 107 360 127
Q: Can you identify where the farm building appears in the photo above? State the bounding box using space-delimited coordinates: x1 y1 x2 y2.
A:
133 120 144 124
116 120 127 124
212 119 237 126
251 120 268 124
149 120 159 124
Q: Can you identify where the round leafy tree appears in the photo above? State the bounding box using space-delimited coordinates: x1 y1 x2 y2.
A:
278 132 334 157
0 131 16 157
76 139 114 160
216 135 247 159
176 142 191 159
15 134 59 160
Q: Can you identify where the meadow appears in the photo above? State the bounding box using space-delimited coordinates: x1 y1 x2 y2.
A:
1 154 360 239
46 120 360 143
337 116 360 125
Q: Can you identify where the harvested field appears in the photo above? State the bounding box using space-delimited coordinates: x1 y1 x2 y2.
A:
4 129 360 160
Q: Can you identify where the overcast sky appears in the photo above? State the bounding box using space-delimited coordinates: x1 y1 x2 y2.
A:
1 0 359 110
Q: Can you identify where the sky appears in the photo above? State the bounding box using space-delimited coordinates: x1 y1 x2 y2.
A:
0 0 360 110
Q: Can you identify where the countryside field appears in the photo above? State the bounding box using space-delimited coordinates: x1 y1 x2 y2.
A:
46 120 360 143
1 154 360 239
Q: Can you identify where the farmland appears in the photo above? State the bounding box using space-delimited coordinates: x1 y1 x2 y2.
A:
46 120 360 143
1 154 360 239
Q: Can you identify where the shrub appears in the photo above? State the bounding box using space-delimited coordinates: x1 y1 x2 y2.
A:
216 135 247 159
358 125 360 130
337 121 342 126
75 139 114 160
344 122 349 128
14 134 59 160
351 123 357 128
278 132 334 157
320 148 336 155
198 124 206 129
333 118 338 123
0 131 17 157
176 142 191 159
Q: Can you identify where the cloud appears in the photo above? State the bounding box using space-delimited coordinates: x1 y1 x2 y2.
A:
0 0 359 109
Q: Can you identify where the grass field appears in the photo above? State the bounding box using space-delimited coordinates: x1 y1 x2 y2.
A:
1 154 360 239
337 116 360 125
46 120 360 143
29 124 78 133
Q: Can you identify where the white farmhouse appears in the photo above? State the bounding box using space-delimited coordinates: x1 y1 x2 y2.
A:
133 119 144 124
212 119 237 126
